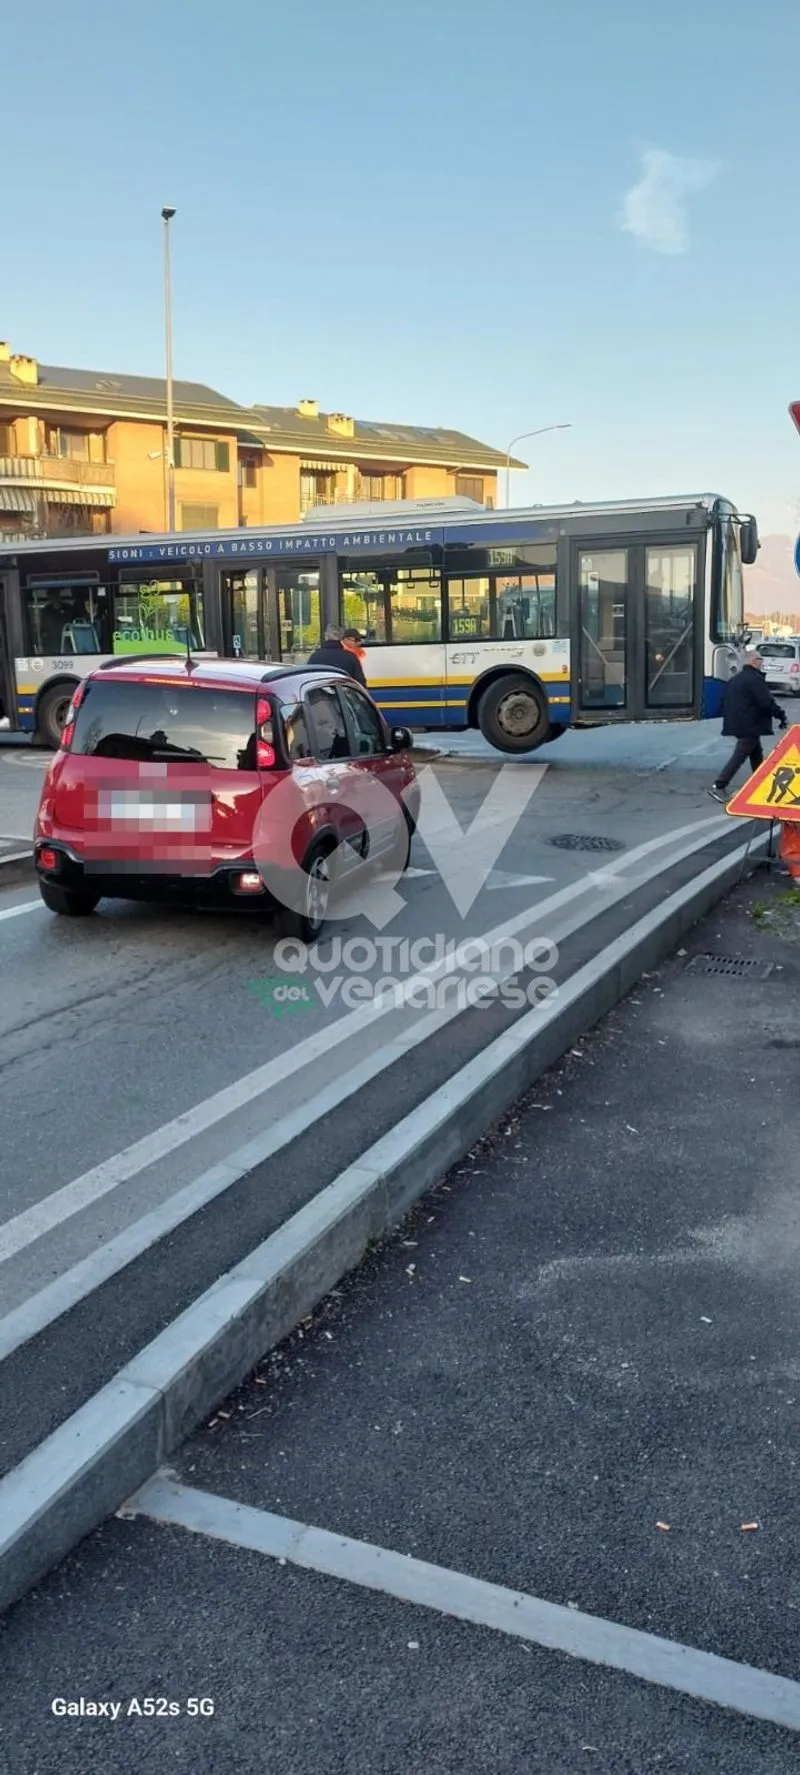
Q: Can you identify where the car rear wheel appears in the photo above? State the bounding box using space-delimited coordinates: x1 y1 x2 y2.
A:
274 843 333 944
39 880 100 917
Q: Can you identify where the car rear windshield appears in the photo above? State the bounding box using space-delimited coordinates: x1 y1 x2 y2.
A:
70 678 259 769
759 643 795 660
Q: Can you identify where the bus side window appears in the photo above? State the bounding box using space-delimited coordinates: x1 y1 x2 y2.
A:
23 584 106 655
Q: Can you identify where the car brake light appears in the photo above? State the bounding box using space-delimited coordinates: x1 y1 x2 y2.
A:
38 847 59 871
59 679 86 750
256 696 276 769
791 662 800 673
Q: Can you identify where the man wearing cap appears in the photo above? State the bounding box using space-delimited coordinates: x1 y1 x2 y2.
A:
308 624 367 687
708 650 788 802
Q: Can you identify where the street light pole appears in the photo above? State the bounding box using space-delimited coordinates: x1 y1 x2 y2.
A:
504 424 571 508
161 206 176 532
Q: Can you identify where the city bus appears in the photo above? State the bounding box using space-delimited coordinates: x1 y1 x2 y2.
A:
0 493 757 751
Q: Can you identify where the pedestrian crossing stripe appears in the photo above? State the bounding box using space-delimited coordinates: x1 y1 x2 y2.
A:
726 725 800 822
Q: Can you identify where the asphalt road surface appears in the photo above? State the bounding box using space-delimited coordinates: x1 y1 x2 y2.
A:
0 718 759 1335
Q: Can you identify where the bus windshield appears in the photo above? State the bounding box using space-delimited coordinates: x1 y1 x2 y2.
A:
714 518 744 642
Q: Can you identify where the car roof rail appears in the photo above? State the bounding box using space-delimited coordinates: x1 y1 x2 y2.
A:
258 663 344 681
96 654 195 671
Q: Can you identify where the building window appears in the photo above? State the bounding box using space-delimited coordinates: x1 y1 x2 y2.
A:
180 503 219 531
175 436 230 472
238 454 258 489
48 428 92 461
455 475 484 503
357 473 404 501
300 470 335 511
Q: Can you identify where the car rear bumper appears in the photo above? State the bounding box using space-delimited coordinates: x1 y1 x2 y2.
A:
34 840 269 906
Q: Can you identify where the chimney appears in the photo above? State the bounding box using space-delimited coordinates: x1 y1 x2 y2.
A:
0 342 9 365
297 398 318 418
10 354 38 386
327 412 354 438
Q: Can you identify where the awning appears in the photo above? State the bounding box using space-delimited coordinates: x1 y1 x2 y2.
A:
43 487 115 507
0 486 37 513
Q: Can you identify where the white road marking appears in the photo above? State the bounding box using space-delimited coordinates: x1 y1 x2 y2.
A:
0 814 729 1264
486 872 553 889
128 1477 800 1733
0 899 43 923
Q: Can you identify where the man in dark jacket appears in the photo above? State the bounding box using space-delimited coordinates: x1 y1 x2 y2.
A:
709 652 788 801
308 624 367 686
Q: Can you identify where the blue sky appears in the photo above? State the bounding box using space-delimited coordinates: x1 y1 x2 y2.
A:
4 0 799 539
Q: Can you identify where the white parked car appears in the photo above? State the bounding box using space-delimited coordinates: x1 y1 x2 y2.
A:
758 638 800 697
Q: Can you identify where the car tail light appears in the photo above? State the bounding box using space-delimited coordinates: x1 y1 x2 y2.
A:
38 846 59 871
59 680 86 751
791 662 800 674
256 697 276 769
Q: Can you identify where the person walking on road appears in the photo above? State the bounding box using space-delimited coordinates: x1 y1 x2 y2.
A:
308 624 367 687
708 650 788 802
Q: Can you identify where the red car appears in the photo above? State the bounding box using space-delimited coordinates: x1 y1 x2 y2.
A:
34 657 419 941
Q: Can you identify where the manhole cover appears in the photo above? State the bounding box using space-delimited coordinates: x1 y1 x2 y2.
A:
548 834 626 853
685 955 775 979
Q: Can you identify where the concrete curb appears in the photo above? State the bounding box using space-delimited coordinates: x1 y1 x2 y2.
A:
0 828 768 1614
0 850 35 890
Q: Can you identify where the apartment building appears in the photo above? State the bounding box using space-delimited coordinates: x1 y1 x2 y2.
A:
0 343 520 540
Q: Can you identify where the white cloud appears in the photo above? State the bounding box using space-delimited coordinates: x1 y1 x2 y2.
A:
620 150 720 256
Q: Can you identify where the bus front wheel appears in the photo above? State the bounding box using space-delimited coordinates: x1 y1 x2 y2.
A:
476 675 549 754
37 684 76 749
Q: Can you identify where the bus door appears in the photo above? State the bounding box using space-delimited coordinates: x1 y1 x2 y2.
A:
572 537 699 722
263 566 322 664
219 569 270 659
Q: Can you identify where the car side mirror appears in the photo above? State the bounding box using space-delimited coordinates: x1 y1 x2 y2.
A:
391 726 412 752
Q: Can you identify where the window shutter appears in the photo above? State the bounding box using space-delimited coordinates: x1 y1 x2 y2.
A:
216 441 230 473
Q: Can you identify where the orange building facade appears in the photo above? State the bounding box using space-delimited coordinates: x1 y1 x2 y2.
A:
0 344 521 542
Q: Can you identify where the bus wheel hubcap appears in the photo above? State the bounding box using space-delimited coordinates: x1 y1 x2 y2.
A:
497 691 539 737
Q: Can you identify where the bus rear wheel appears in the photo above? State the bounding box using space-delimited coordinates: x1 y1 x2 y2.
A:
37 684 76 749
476 675 549 754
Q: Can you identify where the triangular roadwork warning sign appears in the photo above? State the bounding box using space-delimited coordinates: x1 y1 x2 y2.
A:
726 724 800 822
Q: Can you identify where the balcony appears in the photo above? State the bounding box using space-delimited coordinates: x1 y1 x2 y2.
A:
0 454 116 503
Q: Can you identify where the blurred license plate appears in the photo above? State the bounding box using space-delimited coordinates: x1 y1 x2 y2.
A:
98 791 211 831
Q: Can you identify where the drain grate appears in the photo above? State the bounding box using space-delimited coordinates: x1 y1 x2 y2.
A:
549 834 626 853
685 954 775 979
